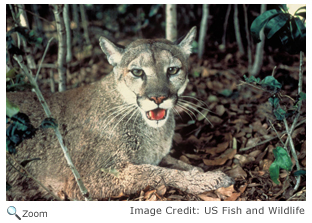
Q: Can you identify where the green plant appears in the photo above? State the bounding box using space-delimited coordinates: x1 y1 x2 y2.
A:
248 4 306 188
251 4 306 54
269 146 292 184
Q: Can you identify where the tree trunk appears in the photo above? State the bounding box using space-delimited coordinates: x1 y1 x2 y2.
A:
80 4 91 46
17 4 37 69
250 4 267 76
243 4 252 71
64 4 72 63
31 5 43 36
72 4 80 31
166 4 177 42
234 4 245 55
221 4 232 49
198 4 209 59
52 4 67 92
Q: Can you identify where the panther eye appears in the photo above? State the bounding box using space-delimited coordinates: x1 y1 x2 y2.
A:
167 67 180 76
131 69 144 77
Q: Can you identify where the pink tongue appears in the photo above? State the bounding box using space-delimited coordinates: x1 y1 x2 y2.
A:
148 109 166 120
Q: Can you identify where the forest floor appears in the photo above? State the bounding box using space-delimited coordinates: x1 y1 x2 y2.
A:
35 36 306 201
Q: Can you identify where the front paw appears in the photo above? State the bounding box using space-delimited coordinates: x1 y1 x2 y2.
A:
182 170 234 194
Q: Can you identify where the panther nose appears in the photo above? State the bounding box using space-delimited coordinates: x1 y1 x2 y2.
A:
149 96 167 105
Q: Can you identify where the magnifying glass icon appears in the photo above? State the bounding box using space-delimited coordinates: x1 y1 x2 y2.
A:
7 206 21 220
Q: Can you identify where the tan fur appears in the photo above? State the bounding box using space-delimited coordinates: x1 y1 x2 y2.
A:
6 27 233 201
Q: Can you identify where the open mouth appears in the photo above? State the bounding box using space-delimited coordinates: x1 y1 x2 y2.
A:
146 108 167 121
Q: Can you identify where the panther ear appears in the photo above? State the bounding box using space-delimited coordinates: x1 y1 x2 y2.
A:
99 37 124 66
178 26 197 55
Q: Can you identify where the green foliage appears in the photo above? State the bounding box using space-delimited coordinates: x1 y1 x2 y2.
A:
6 67 34 92
192 71 200 78
191 40 199 53
244 74 305 121
96 5 163 35
6 98 20 118
7 26 43 45
269 146 293 184
293 169 306 177
272 146 293 171
219 89 232 97
260 76 282 91
40 118 58 129
6 68 19 79
6 113 37 154
6 26 42 62
243 75 261 84
273 107 286 121
6 112 58 154
268 97 279 108
269 162 280 184
244 75 282 93
148 4 162 17
299 92 306 101
250 4 306 54
268 96 286 121
251 9 283 41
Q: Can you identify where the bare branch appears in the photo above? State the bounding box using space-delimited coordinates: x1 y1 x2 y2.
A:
13 55 92 201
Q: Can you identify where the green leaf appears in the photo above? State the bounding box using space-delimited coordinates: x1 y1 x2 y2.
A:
6 68 19 79
293 169 306 177
269 162 280 184
290 17 301 41
273 146 293 171
149 4 161 17
191 40 198 53
264 13 290 39
7 113 37 146
117 4 128 14
278 4 288 12
7 26 42 45
294 6 306 17
40 118 58 129
243 75 261 84
6 137 16 154
11 112 31 126
6 98 20 118
192 71 200 78
6 83 34 92
268 97 279 108
294 17 306 39
260 76 282 91
273 107 286 120
250 9 282 42
295 11 306 19
219 89 232 97
299 92 306 101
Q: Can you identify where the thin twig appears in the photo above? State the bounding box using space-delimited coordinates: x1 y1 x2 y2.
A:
271 66 277 76
239 80 296 103
13 55 92 201
9 154 62 201
12 4 56 28
35 37 54 81
239 119 305 152
238 80 264 91
268 120 285 148
284 51 304 191
283 118 301 191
